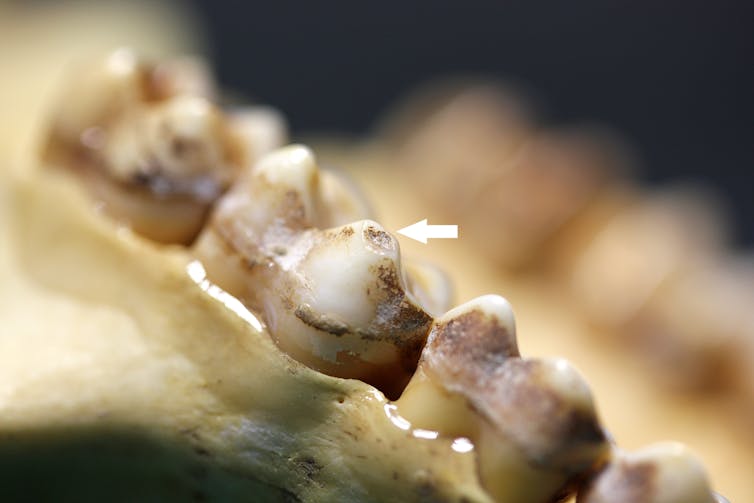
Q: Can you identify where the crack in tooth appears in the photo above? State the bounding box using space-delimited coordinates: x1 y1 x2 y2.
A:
42 48 285 244
397 295 609 502
578 443 721 503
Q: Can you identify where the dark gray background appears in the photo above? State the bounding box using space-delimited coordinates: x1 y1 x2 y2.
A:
190 0 753 245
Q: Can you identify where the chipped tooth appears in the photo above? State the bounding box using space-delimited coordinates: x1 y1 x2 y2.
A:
578 443 720 503
398 295 608 502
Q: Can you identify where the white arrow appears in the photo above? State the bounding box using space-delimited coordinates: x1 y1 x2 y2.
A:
397 219 458 244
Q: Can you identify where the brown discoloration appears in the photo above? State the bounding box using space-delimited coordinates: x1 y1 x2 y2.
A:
479 359 606 470
364 224 394 251
294 304 350 336
424 309 519 389
291 455 324 488
339 226 355 238
580 459 657 503
171 136 200 158
372 263 433 336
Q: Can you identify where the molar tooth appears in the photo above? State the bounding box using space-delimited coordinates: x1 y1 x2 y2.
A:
104 95 239 191
195 146 437 396
578 443 720 503
263 220 432 397
398 295 608 502
43 49 283 244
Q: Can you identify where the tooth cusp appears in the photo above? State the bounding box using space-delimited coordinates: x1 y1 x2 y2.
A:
578 443 719 503
422 294 519 393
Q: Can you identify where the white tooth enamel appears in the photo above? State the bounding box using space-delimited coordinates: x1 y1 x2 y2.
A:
299 221 399 327
265 219 431 378
195 146 435 395
254 144 320 219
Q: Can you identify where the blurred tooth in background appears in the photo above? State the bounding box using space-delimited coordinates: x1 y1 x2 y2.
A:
41 49 287 244
0 0 202 171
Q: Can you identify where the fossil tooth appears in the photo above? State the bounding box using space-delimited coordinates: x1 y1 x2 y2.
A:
578 443 721 503
398 295 609 502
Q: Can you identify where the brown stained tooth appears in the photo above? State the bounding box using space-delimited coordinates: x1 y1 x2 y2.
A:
577 443 721 503
195 145 445 398
397 295 609 502
43 48 285 244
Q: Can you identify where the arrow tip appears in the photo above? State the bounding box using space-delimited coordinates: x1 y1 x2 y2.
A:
397 218 428 244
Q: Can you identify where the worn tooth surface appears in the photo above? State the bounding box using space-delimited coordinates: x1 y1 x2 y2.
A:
398 295 608 502
578 443 720 503
42 48 284 244
196 145 434 396
103 95 240 194
265 219 432 397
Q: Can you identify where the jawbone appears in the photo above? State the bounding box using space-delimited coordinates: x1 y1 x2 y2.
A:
1 171 489 502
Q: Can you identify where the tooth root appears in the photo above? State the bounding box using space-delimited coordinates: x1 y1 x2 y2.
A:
578 443 720 503
398 296 608 502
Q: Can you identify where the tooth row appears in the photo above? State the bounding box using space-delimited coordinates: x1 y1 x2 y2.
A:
43 48 287 244
388 84 754 403
42 52 726 503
